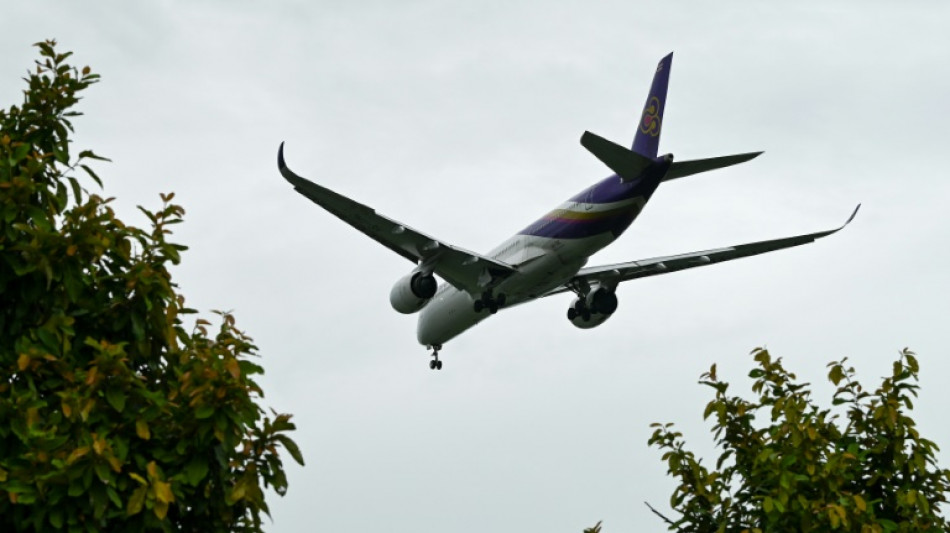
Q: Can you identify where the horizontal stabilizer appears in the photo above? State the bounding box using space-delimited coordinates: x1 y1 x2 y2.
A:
663 152 763 182
581 131 654 182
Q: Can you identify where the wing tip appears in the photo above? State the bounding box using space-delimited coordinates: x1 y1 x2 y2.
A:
277 141 287 171
277 141 305 185
844 203 861 226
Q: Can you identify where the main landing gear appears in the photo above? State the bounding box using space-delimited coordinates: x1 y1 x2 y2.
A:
473 291 506 314
428 344 443 370
567 300 592 322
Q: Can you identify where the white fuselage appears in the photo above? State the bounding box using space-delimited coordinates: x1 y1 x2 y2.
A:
415 207 625 347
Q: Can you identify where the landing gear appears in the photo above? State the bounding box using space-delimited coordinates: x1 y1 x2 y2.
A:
567 299 591 322
428 345 443 370
473 291 506 314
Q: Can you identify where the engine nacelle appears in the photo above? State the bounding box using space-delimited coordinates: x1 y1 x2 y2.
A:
389 272 438 314
567 287 619 329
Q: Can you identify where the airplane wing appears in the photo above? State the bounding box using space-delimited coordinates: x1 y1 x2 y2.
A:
278 143 517 294
543 205 860 296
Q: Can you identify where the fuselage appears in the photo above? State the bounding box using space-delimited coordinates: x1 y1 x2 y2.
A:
416 159 670 346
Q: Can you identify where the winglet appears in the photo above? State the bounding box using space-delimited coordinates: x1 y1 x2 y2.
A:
843 204 861 227
277 142 307 187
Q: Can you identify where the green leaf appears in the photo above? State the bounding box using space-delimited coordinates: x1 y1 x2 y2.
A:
184 458 209 486
68 176 82 204
105 388 126 412
25 205 52 232
49 509 64 528
78 149 111 162
94 461 112 483
11 142 31 163
80 164 102 187
195 404 215 419
275 434 305 466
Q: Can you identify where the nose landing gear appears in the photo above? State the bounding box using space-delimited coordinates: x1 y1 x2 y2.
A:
428 344 443 370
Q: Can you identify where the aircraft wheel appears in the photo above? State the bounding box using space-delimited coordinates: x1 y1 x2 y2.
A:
567 308 577 320
436 360 443 370
496 293 507 307
473 300 484 312
489 303 498 314
429 360 436 370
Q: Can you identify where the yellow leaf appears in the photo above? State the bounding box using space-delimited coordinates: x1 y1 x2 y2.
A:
129 472 147 485
93 435 106 455
66 446 90 465
147 461 159 480
905 490 917 506
153 500 169 520
17 353 30 371
62 401 72 418
136 419 151 440
127 486 147 515
226 358 241 379
153 480 174 504
85 366 98 385
80 399 95 421
230 481 246 502
828 507 840 528
854 494 866 512
66 244 77 256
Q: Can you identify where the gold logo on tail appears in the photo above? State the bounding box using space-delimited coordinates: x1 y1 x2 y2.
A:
639 96 661 137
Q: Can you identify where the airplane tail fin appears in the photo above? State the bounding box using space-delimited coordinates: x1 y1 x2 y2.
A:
632 52 673 158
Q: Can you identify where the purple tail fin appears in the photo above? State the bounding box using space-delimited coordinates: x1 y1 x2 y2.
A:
631 52 673 158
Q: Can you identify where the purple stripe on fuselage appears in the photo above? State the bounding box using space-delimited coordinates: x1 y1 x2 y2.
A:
519 163 666 240
521 207 639 239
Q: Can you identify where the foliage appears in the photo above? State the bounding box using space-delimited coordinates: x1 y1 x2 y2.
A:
0 40 303 531
648 348 950 532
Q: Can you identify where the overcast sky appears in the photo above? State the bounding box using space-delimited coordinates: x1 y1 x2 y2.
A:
4 2 950 531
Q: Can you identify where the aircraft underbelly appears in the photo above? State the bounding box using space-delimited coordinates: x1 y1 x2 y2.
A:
416 235 610 346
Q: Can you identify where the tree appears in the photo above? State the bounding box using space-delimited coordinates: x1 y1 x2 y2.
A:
0 40 303 531
647 348 950 532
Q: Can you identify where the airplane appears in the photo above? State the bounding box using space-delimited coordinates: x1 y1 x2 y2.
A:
278 52 859 370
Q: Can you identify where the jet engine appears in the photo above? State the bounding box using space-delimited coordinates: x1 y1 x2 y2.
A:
567 287 619 329
389 272 438 314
